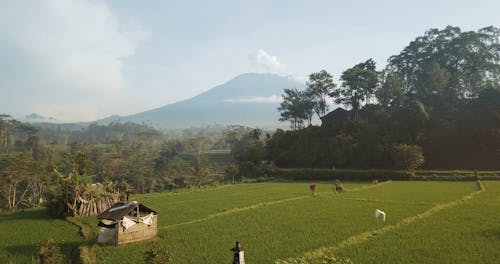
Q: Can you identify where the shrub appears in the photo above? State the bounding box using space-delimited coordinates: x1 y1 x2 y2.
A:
36 239 63 264
392 144 424 170
271 168 500 182
272 168 413 181
146 241 173 264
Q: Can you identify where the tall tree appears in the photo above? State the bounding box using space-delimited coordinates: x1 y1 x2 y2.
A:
376 73 405 110
306 70 336 119
331 59 379 118
415 63 451 100
0 114 14 152
278 88 314 130
0 154 33 210
387 26 500 99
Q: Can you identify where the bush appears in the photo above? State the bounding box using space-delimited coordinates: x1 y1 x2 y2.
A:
271 168 500 182
36 239 63 264
234 161 277 180
146 241 173 264
392 144 424 170
272 168 413 181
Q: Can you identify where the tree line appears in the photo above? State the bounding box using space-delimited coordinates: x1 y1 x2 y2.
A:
237 26 500 170
0 117 252 212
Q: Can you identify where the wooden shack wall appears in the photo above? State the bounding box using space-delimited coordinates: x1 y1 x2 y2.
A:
117 215 157 245
97 225 119 245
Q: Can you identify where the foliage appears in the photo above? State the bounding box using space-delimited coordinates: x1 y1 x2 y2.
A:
0 153 45 210
268 26 500 170
270 168 500 181
36 239 63 264
46 168 94 218
306 70 336 119
387 26 500 99
331 59 379 116
272 168 414 181
231 130 266 164
392 144 425 170
278 88 314 130
376 73 404 109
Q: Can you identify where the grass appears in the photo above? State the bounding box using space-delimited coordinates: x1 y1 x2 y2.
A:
135 182 370 227
0 208 84 263
91 181 477 263
337 181 500 264
2 180 497 263
340 181 477 203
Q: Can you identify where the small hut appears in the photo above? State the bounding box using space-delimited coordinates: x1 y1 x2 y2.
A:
96 201 158 245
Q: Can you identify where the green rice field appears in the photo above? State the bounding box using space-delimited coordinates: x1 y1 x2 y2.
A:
0 209 84 263
1 181 499 263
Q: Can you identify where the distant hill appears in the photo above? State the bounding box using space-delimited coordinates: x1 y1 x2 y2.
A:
21 113 59 123
98 73 305 129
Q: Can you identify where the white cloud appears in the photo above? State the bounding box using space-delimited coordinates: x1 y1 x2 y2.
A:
0 0 145 121
249 49 288 75
224 95 282 103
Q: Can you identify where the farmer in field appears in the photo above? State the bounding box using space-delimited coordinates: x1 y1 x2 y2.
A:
333 179 343 193
230 241 245 264
309 182 317 197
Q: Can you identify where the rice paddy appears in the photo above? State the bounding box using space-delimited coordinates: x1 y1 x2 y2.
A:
1 181 498 263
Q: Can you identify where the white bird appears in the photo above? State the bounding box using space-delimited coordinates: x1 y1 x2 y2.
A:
375 209 386 222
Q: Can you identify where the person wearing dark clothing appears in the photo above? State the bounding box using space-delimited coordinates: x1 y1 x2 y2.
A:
230 241 245 264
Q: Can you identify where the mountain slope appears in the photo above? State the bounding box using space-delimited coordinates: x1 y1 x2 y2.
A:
100 73 305 128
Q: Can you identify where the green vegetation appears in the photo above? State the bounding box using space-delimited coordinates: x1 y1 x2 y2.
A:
0 208 84 263
145 241 173 264
3 181 500 263
0 24 499 263
272 168 500 181
36 239 63 264
272 26 500 170
337 181 500 263
72 181 479 263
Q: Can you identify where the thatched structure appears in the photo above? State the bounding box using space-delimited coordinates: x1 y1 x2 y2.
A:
96 201 158 245
76 193 119 217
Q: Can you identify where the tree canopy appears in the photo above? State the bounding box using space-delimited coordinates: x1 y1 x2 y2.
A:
271 26 500 170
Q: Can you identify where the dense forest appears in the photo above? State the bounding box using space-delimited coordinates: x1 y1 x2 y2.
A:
235 26 500 170
0 117 255 212
1 26 499 212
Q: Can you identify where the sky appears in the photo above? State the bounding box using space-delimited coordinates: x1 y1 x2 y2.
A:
1 0 499 122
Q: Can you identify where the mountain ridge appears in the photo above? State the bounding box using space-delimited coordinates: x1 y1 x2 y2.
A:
98 73 305 129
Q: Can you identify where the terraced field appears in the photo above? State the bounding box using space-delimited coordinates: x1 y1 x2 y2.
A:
2 181 498 263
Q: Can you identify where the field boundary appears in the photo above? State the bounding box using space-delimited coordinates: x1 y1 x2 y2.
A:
344 180 392 192
137 184 237 199
159 195 310 230
276 181 485 263
66 217 97 264
338 197 435 206
273 168 500 181
159 182 391 230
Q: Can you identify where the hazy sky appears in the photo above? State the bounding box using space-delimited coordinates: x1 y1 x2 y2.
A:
1 0 499 122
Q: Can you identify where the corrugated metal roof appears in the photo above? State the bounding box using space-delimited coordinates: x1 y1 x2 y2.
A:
97 201 157 220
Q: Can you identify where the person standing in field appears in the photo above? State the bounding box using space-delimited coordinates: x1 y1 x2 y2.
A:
310 182 317 197
230 241 245 264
